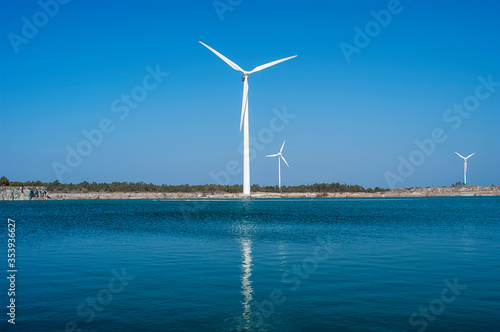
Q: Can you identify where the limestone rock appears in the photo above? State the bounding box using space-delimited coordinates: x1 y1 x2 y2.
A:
0 186 48 201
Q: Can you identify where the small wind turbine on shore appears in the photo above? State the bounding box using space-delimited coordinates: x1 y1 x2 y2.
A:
199 41 297 195
266 141 289 190
455 152 475 186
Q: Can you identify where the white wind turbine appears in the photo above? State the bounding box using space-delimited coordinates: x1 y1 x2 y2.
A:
200 41 297 195
266 140 289 190
455 152 475 186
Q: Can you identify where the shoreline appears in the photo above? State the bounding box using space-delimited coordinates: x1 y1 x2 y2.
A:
45 186 500 200
2 185 499 201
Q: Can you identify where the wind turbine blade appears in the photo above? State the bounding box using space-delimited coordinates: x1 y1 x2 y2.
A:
265 154 278 157
467 152 475 159
280 140 286 153
199 41 245 73
281 155 290 167
455 152 465 159
249 55 297 74
239 78 249 131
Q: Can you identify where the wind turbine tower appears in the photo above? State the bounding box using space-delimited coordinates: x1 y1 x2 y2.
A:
200 41 297 195
455 152 475 186
266 141 289 190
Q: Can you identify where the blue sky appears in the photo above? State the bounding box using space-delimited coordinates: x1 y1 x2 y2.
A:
1 0 499 188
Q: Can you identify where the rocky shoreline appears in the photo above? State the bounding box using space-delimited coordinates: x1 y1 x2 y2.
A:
0 186 48 201
45 185 500 200
1 185 499 201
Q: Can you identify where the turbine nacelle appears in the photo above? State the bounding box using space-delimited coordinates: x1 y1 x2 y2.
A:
455 151 475 186
199 41 296 195
455 151 475 160
266 141 289 190
199 41 297 132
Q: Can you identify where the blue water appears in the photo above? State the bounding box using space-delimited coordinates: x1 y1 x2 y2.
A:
1 197 499 331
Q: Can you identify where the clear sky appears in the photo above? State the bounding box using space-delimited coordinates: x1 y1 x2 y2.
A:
1 0 499 188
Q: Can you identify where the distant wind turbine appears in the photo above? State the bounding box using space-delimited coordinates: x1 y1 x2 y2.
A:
199 41 297 195
455 152 475 186
266 141 289 190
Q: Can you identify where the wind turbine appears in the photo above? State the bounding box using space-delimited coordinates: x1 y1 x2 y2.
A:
266 140 289 190
199 41 297 195
455 152 475 186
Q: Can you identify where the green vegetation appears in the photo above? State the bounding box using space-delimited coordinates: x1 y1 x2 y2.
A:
0 176 8 186
1 176 43 187
0 176 387 193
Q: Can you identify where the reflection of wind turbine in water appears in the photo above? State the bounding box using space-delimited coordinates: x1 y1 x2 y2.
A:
239 239 288 330
278 241 288 268
235 199 255 330
240 238 253 329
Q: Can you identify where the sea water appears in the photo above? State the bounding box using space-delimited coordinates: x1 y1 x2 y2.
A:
1 197 499 331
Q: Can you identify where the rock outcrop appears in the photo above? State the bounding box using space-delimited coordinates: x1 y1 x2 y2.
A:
0 186 48 201
45 186 500 200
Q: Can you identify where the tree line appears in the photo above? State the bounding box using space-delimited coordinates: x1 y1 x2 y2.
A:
0 176 387 193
